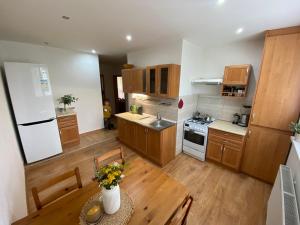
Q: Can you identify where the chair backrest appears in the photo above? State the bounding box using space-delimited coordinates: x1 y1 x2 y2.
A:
32 167 82 210
169 196 193 225
94 147 125 170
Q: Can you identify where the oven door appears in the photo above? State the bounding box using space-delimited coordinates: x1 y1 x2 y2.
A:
183 128 206 151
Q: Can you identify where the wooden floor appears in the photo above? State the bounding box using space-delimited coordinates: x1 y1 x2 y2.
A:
25 130 271 225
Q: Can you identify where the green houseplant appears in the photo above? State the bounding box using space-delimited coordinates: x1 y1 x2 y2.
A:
57 94 78 111
289 121 300 142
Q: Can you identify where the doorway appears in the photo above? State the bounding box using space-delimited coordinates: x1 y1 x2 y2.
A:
113 75 126 114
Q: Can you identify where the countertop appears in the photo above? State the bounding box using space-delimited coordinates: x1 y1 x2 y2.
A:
208 120 248 136
115 112 176 131
56 108 76 118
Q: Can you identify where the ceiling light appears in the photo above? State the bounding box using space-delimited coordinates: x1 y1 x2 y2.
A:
91 49 96 54
62 16 70 20
217 0 225 5
236 27 244 34
126 35 132 42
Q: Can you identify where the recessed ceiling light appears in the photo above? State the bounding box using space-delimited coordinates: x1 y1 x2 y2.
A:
91 49 96 54
236 27 244 34
126 35 132 41
217 0 225 5
62 16 70 20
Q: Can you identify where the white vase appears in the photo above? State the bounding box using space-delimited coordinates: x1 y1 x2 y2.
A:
295 133 300 142
102 185 120 214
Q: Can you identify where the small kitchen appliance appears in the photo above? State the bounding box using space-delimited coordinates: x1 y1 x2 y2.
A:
130 105 143 115
183 113 213 161
238 114 250 127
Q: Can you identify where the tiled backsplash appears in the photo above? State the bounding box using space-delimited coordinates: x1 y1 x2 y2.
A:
128 93 178 121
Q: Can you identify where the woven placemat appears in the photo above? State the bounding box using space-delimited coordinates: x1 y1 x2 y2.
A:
79 191 134 225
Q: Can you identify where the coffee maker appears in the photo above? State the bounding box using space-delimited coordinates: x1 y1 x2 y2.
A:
238 105 251 127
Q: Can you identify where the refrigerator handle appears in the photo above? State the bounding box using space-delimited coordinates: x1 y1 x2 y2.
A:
19 117 56 126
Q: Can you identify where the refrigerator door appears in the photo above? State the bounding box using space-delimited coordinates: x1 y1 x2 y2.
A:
18 118 62 163
4 62 56 124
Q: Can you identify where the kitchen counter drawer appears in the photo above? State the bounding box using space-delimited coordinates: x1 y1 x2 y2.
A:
57 114 80 147
209 128 244 142
209 134 243 149
58 115 77 128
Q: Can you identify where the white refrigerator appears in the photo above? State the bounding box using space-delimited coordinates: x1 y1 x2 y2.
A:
4 62 62 163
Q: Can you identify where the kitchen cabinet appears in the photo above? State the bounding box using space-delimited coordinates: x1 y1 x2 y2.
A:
206 128 245 171
241 26 300 183
250 30 300 131
122 68 145 94
157 64 181 98
57 114 80 148
221 64 251 97
241 125 291 183
117 117 176 166
146 66 158 96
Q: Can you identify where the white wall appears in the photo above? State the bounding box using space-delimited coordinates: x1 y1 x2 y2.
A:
0 74 27 225
127 40 182 67
0 40 104 133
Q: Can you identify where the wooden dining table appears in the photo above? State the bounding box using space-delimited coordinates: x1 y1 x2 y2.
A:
13 157 189 225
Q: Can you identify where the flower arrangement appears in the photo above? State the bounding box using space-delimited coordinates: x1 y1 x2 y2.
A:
95 162 125 190
290 121 300 134
57 94 78 110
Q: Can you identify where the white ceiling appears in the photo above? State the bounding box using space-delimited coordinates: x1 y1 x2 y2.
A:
0 0 299 56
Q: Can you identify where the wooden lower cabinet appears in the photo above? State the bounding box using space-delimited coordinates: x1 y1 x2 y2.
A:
57 115 80 148
241 125 291 183
206 128 245 171
117 118 176 166
134 124 147 155
206 140 223 162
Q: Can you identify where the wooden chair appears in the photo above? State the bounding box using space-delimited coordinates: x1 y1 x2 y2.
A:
94 146 125 170
169 196 193 225
32 167 82 210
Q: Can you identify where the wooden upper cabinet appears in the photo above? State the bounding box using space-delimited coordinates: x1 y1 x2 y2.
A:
146 66 158 96
223 65 251 85
157 64 181 98
241 125 291 183
250 31 300 131
122 68 145 94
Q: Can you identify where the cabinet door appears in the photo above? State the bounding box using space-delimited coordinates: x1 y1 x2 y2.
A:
121 69 132 93
251 33 300 131
117 118 127 142
142 69 147 93
158 65 170 96
131 69 143 93
206 139 223 163
222 144 242 170
135 124 147 154
146 67 157 95
60 125 79 146
241 126 291 183
147 129 161 164
223 65 250 85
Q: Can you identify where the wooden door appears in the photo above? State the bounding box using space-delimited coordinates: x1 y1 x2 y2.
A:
147 129 161 164
121 69 132 93
60 125 79 146
206 140 223 163
250 32 300 131
135 124 147 155
123 121 136 145
241 125 291 183
146 66 158 96
223 65 250 85
221 144 242 170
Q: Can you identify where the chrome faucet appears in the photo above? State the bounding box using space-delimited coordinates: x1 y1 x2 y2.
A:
156 112 161 120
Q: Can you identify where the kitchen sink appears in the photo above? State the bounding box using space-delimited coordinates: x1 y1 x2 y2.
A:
149 119 174 129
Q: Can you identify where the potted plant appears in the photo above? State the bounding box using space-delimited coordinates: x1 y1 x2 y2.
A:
290 121 300 142
57 94 78 111
95 162 124 214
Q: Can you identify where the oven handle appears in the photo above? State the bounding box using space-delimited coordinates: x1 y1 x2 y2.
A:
184 128 207 136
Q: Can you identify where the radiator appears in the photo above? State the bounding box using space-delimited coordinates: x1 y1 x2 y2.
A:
266 165 300 225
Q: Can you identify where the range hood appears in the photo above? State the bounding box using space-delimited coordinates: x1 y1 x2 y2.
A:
191 78 223 85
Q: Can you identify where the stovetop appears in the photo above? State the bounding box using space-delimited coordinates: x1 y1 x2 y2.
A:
184 117 213 133
186 117 213 125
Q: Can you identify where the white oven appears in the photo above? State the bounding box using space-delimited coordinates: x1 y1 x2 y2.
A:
182 119 209 161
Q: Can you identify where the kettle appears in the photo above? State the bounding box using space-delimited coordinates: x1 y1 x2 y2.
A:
130 105 143 115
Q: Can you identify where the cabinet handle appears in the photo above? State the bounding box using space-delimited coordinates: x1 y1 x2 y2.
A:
248 129 251 137
252 113 255 119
